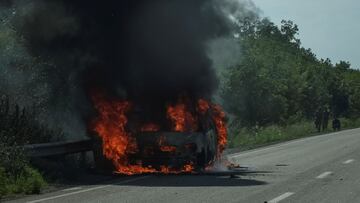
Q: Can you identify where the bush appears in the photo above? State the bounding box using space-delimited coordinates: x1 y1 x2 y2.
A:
0 96 59 198
12 167 47 195
0 96 64 145
3 166 46 196
0 143 27 178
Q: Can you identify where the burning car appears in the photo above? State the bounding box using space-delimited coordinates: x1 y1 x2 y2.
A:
92 94 227 175
128 111 218 172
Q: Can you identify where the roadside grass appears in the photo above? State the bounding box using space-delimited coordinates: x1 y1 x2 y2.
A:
228 118 360 150
0 166 46 198
0 95 59 199
340 117 360 129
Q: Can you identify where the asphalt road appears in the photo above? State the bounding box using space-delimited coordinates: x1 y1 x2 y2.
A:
8 128 360 203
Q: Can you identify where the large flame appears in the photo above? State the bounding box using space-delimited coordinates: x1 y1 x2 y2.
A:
197 99 228 155
211 104 227 155
166 98 198 132
92 93 227 175
92 94 156 175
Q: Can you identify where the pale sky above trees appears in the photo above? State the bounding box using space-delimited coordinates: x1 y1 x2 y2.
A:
252 0 360 69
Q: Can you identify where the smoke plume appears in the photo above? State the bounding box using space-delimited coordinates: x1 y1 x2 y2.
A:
0 0 258 138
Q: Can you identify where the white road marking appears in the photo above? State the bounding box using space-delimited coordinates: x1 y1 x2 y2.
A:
316 171 333 179
268 192 294 203
61 187 82 192
343 159 354 164
27 176 149 203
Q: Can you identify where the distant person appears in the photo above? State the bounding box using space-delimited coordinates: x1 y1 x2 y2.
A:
314 109 322 132
322 108 330 131
332 117 341 131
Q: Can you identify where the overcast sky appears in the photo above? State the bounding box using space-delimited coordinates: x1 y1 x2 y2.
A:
251 0 360 69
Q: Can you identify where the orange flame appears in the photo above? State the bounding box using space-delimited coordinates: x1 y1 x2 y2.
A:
141 123 160 132
92 94 195 175
158 135 177 152
211 104 227 155
159 163 194 174
160 146 177 152
183 163 195 172
198 99 210 114
166 103 186 131
92 94 156 175
166 99 198 132
197 99 227 156
92 93 226 175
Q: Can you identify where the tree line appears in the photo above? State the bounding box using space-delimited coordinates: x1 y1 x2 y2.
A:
221 19 360 127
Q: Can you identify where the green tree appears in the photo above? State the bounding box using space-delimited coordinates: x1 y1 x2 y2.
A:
221 18 360 128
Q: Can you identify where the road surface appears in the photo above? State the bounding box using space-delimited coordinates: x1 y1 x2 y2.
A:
8 128 360 203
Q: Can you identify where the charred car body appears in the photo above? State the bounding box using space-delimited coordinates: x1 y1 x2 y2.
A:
128 116 218 171
92 96 226 174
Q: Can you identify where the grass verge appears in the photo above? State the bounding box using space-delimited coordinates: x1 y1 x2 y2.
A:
228 118 360 150
0 165 47 198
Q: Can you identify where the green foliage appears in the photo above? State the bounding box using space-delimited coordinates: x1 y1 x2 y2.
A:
0 96 61 198
344 70 360 117
228 119 360 149
222 18 360 127
228 121 311 148
0 96 63 146
12 167 47 195
0 166 46 196
340 118 360 129
0 12 64 198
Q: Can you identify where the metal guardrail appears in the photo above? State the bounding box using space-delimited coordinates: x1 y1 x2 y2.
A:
24 139 94 158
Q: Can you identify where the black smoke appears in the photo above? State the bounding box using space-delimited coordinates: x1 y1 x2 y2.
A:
15 0 229 97
1 0 257 137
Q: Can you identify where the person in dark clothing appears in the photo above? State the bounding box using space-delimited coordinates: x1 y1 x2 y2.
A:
332 117 341 131
314 109 322 132
322 109 330 131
